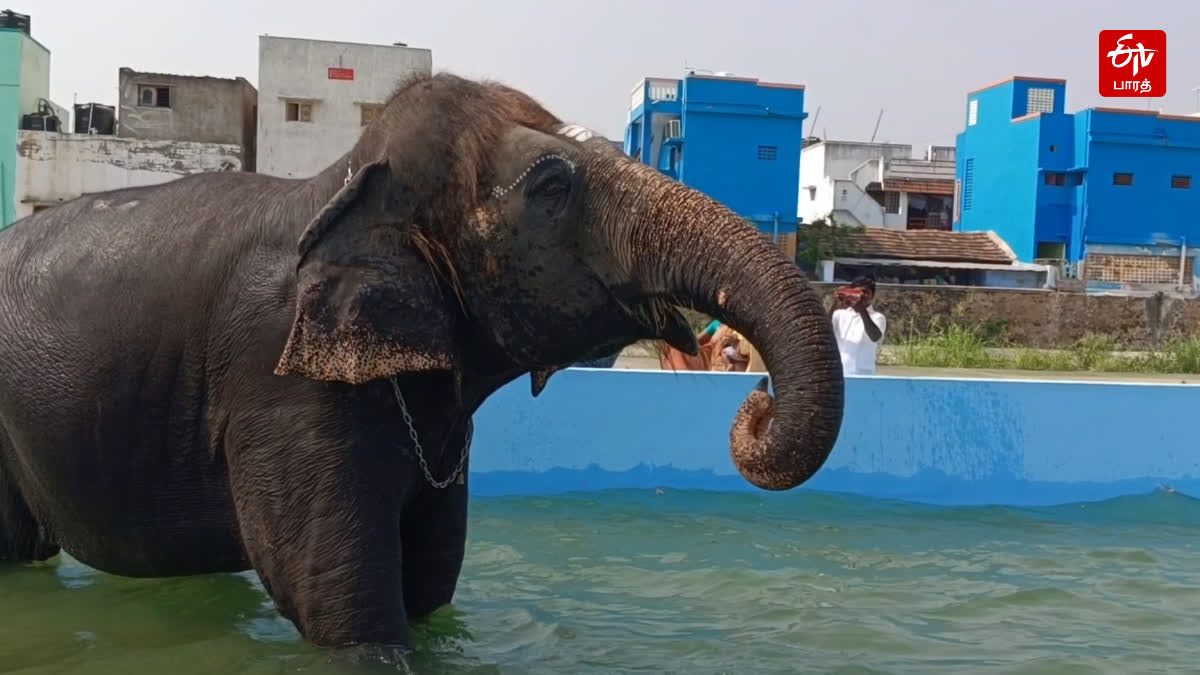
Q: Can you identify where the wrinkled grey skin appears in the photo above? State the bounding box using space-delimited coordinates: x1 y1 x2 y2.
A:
0 73 843 653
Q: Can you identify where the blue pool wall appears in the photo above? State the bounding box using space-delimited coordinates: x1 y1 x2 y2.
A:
470 368 1200 507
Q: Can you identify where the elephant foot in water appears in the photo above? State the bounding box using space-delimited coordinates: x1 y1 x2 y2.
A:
0 459 59 564
400 466 469 624
330 644 415 672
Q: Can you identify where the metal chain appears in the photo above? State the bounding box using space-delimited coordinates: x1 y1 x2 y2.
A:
389 377 472 489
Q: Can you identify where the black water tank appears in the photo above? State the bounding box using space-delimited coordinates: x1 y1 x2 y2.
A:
0 10 30 35
21 113 58 132
74 103 115 135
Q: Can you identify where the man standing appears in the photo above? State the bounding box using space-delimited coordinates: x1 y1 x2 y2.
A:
830 275 886 375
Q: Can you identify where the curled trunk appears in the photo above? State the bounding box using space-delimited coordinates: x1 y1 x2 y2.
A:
591 156 845 491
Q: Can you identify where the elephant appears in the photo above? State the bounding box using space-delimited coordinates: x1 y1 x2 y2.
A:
572 350 622 368
0 72 845 652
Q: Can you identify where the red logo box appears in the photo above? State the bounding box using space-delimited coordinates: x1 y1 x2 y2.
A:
1099 30 1166 97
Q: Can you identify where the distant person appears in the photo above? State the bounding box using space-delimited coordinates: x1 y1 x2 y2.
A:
658 318 720 371
709 323 749 372
705 319 766 373
830 275 886 375
694 318 721 357
721 328 768 373
743 338 766 373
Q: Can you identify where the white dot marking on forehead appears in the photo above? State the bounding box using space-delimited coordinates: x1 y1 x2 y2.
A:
489 152 577 200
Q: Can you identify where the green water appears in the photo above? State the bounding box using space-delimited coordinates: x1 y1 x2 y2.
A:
3 489 1199 674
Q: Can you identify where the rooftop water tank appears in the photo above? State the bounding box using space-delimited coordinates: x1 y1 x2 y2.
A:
0 9 30 35
21 112 58 132
74 103 116 135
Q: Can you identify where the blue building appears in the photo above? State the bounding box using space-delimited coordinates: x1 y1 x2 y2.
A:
954 76 1200 291
624 72 808 255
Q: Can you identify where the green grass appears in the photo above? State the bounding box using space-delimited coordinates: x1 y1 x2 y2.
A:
890 325 1200 375
893 324 995 369
674 304 1200 375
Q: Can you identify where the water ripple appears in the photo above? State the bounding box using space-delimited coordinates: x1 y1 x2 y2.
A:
3 489 1200 674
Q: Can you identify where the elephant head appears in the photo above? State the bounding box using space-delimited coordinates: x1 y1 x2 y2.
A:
274 73 844 491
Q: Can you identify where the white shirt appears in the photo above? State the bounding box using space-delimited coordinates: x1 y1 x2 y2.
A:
831 306 886 375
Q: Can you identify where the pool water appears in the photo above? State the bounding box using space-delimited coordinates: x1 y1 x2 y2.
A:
2 488 1199 674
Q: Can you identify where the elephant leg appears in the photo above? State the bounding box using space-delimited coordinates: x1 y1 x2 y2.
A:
401 457 470 621
226 409 417 649
0 449 59 563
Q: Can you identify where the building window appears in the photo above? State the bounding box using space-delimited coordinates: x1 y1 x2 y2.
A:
1171 175 1192 189
1113 172 1133 186
1049 144 1057 153
285 101 313 123
1044 172 1066 186
1026 87 1056 115
883 190 901 214
757 145 778 161
360 103 383 126
968 99 978 126
962 158 975 210
1070 172 1084 186
1036 242 1068 260
138 85 171 108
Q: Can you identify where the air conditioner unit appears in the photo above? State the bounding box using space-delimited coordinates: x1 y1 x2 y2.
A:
665 119 682 138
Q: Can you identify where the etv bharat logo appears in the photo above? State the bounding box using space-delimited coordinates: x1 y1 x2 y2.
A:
1099 30 1166 97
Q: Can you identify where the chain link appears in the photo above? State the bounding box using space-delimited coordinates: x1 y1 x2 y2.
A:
390 377 472 489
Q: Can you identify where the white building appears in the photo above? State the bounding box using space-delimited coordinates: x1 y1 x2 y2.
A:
15 130 242 220
798 140 956 231
8 29 251 223
256 35 433 178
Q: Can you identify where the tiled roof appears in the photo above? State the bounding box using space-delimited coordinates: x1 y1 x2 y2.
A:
842 229 1015 265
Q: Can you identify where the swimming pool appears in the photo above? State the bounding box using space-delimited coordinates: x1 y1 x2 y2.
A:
472 368 1200 506
5 369 1196 673
4 488 1198 674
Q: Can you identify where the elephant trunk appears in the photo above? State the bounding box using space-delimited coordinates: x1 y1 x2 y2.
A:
592 156 845 491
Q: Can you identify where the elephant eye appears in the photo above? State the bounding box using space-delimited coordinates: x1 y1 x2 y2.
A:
528 172 571 199
521 153 576 203
539 179 567 195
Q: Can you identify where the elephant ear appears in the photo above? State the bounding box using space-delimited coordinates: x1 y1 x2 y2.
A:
274 159 459 385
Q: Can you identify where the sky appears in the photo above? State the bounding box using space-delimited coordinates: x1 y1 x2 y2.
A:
16 0 1200 153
